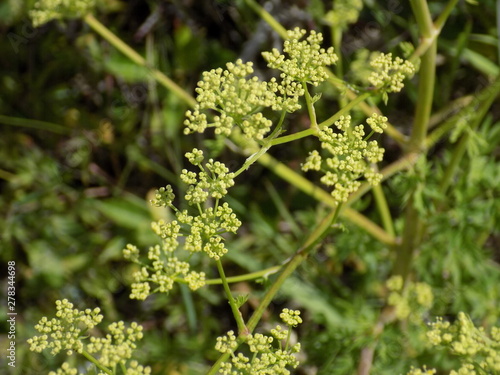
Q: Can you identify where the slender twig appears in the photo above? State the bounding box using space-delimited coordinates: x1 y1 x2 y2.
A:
204 265 282 285
0 114 71 134
216 259 248 335
372 183 395 238
83 14 196 108
81 350 113 375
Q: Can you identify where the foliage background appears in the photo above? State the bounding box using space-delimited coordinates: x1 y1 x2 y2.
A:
0 0 499 374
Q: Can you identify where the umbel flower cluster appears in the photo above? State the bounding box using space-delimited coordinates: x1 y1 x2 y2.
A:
30 0 96 27
185 28 338 141
123 149 241 300
216 309 303 375
27 299 150 375
302 113 388 203
425 312 500 374
386 275 434 322
368 52 415 103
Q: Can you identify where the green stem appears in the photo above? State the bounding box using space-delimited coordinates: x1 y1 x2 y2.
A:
372 183 395 238
81 350 113 375
409 42 437 152
243 0 288 39
0 169 15 181
0 114 70 134
270 92 371 146
205 265 282 285
83 14 196 108
216 259 248 335
245 205 341 333
409 0 458 65
410 0 435 38
394 0 437 280
303 82 318 130
331 25 348 108
233 112 286 178
434 0 460 31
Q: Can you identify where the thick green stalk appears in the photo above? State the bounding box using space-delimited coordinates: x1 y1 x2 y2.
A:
408 44 437 151
83 14 196 108
394 0 437 280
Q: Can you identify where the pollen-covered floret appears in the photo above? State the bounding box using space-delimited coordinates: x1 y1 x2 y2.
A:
366 113 388 133
126 360 152 375
184 59 278 140
28 300 149 374
302 115 386 203
150 185 175 208
27 299 103 355
405 366 437 375
30 0 96 27
123 150 240 299
86 321 144 368
48 362 79 375
215 330 238 354
280 308 303 327
368 53 415 101
387 279 433 321
426 312 500 373
181 151 235 205
216 309 303 374
263 28 338 86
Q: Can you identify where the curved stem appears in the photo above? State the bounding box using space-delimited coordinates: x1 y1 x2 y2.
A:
233 111 286 177
216 259 248 335
204 265 282 285
270 92 371 146
0 114 71 134
81 350 113 375
84 14 196 108
393 0 437 281
243 0 288 39
372 183 395 238
303 82 318 130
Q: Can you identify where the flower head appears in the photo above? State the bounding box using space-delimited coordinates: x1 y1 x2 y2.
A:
263 28 338 86
30 0 96 27
302 115 386 203
368 52 415 103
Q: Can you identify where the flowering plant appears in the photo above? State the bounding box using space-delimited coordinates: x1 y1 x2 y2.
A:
22 0 500 374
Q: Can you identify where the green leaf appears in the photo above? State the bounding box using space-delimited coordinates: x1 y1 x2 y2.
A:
234 294 249 309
